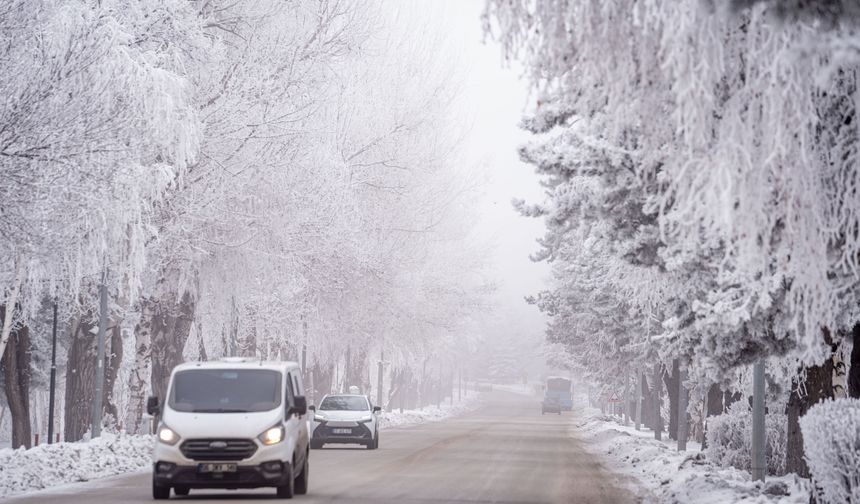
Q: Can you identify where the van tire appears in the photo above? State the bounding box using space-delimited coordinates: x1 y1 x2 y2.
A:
152 481 170 500
276 461 295 498
174 486 189 496
294 451 309 495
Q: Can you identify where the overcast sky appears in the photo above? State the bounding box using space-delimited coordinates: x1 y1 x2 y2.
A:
398 0 551 351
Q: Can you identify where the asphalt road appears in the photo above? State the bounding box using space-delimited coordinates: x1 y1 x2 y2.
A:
7 391 637 504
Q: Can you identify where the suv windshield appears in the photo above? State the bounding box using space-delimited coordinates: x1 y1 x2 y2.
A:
168 369 281 413
319 396 369 411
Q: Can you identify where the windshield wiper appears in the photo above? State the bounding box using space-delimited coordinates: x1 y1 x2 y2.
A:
191 408 249 413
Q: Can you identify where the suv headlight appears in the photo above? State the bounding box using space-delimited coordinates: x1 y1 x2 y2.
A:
258 425 285 445
313 413 327 421
157 425 180 445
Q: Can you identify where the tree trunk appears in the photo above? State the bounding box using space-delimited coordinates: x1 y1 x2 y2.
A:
706 383 724 416
64 315 97 442
1 306 31 449
677 366 689 451
311 363 333 403
786 338 835 477
237 304 256 357
653 364 663 441
125 301 153 434
197 321 208 362
640 372 653 429
150 292 195 400
663 359 680 440
102 324 123 428
702 383 726 450
849 323 860 398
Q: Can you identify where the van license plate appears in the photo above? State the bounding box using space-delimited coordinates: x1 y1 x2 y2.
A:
332 428 351 434
198 463 237 473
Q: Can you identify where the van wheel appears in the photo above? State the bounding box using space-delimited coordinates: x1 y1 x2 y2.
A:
152 481 170 500
276 461 295 498
174 486 189 496
294 452 309 495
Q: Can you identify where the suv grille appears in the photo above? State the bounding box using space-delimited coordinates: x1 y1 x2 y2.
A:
180 439 257 461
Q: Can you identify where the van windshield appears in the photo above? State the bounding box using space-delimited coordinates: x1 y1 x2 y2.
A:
168 369 282 413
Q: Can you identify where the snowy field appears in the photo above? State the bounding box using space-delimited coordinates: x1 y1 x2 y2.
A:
574 408 812 504
0 396 481 500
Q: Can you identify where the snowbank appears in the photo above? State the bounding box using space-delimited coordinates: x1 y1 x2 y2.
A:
378 392 481 429
574 408 812 503
0 432 152 499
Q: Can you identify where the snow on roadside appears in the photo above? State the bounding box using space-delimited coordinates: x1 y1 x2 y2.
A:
0 395 482 499
0 432 151 499
573 408 812 504
378 391 481 429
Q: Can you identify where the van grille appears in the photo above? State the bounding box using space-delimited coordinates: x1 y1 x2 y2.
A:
180 439 257 461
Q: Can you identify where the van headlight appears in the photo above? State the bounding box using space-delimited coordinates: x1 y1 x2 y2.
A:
258 425 285 445
157 425 180 446
357 417 373 423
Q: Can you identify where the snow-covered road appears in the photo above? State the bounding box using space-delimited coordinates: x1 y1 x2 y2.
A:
3 391 636 503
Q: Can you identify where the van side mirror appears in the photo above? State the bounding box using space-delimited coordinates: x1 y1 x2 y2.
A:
373 406 381 413
308 405 316 412
289 395 308 417
146 396 160 416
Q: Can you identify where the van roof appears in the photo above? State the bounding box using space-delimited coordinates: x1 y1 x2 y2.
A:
171 359 300 373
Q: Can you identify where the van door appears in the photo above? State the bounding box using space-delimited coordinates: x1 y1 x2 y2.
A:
286 371 309 462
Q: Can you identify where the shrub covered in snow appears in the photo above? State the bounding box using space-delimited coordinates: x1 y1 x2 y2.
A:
799 398 860 504
705 402 786 475
0 432 152 498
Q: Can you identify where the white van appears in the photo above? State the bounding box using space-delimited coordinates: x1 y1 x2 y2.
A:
146 358 310 500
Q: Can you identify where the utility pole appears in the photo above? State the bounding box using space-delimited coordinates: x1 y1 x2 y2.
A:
751 359 766 481
344 346 351 392
376 348 384 408
301 316 307 374
47 301 58 444
458 367 462 402
91 269 108 438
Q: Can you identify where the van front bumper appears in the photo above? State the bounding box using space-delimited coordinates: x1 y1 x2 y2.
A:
152 461 291 489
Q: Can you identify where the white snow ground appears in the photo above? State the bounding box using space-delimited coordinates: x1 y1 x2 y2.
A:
0 432 152 499
575 408 813 504
377 391 481 429
0 394 481 499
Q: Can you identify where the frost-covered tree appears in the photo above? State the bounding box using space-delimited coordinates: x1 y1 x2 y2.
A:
485 0 860 475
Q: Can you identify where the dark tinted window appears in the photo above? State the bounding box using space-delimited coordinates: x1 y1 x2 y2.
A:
169 369 281 413
319 395 369 411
